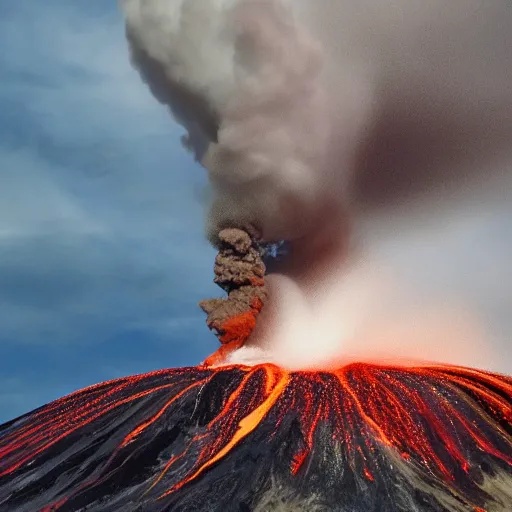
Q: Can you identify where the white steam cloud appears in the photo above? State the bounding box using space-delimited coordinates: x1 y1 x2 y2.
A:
121 0 512 370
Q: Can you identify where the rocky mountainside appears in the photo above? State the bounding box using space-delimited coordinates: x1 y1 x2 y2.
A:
0 363 511 511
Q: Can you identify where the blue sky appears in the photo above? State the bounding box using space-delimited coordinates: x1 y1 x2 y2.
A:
1 0 511 423
0 0 220 421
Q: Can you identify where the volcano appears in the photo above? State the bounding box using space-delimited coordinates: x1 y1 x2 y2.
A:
0 362 511 512
1 229 512 511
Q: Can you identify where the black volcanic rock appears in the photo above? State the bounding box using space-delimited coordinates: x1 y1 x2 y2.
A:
0 363 511 512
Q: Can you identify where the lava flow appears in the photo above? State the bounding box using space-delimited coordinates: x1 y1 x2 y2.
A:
0 362 511 511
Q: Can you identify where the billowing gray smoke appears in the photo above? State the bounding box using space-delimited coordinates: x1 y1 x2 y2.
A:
121 0 347 246
121 0 512 369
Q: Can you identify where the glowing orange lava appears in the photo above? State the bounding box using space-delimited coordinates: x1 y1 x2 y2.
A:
0 362 511 511
204 296 264 366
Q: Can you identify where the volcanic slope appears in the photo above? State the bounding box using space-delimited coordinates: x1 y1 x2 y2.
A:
0 363 511 511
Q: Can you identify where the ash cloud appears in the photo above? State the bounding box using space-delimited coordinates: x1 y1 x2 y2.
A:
121 0 358 245
122 0 512 241
121 0 512 369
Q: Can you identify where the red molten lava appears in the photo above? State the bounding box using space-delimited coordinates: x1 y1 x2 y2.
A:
1 362 510 512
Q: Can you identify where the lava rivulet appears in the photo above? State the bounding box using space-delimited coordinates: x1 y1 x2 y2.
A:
0 362 511 511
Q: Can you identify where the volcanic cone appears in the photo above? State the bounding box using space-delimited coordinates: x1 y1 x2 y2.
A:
0 363 511 511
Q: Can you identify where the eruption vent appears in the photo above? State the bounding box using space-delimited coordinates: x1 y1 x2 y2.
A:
199 227 267 366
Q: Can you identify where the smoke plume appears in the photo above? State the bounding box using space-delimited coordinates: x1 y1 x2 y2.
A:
121 0 512 369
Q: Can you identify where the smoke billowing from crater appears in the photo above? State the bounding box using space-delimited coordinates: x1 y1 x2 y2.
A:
121 0 512 369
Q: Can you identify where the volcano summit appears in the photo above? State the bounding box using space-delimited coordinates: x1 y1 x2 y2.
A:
0 227 511 511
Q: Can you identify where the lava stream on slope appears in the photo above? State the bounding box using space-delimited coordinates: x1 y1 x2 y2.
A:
0 362 511 511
